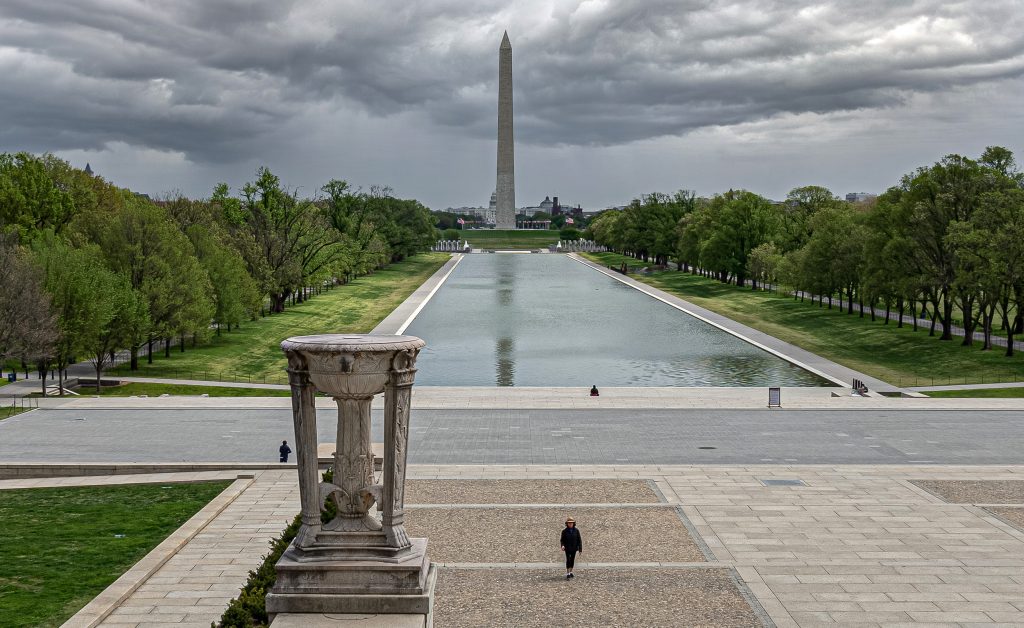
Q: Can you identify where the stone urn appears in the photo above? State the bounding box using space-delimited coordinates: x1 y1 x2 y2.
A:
267 334 434 617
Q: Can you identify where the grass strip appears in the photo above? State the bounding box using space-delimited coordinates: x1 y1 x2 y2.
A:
924 388 1024 398
86 382 290 397
461 230 560 250
582 252 1024 386
112 253 448 382
0 406 33 420
0 481 231 627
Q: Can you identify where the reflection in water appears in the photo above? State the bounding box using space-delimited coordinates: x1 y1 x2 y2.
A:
495 337 515 386
496 259 515 306
405 255 834 387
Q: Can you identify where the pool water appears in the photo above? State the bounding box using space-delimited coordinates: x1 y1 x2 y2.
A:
404 254 833 387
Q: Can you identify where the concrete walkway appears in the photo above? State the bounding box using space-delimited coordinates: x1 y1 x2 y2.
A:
22 464 1024 627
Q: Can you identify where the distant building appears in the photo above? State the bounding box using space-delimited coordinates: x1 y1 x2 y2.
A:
846 192 877 203
84 163 93 175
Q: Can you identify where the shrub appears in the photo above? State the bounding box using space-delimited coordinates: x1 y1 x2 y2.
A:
215 470 337 627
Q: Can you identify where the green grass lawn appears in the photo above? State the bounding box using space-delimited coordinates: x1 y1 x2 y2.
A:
461 230 560 250
582 252 1024 386
112 253 448 382
924 387 1024 398
86 382 291 397
0 406 33 420
0 481 230 627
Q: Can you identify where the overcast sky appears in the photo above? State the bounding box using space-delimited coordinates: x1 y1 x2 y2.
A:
3 0 1023 209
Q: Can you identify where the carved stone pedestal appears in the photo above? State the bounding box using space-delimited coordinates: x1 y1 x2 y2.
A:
267 334 432 619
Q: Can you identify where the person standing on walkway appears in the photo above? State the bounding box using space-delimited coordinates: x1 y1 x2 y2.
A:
279 440 291 463
560 516 583 579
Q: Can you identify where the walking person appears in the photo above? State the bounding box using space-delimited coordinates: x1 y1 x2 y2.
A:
560 516 583 579
279 440 292 463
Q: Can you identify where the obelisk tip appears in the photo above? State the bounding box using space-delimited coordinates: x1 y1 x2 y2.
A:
501 31 511 49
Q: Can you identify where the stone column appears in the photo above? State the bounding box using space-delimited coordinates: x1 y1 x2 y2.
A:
285 352 321 548
382 348 417 549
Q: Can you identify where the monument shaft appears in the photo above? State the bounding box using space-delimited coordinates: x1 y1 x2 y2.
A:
496 31 515 230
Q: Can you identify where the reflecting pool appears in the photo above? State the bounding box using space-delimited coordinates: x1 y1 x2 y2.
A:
404 254 833 387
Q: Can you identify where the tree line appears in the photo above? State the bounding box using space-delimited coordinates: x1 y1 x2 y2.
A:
0 155 437 392
587 146 1024 356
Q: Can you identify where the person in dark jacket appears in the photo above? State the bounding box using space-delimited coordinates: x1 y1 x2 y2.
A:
590 385 599 397
279 440 292 463
560 517 583 579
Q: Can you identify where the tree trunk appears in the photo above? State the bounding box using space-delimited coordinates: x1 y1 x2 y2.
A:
130 345 139 370
164 338 171 358
884 301 890 325
940 289 953 340
95 360 104 394
961 295 975 347
1007 312 1017 357
897 297 904 328
147 336 154 364
180 333 185 352
911 299 917 331
982 305 994 350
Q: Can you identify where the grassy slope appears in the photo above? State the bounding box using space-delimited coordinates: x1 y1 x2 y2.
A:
461 230 560 250
113 253 448 382
0 481 230 627
582 252 1024 386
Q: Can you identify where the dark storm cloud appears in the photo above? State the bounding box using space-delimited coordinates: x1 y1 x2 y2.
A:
2 0 1023 162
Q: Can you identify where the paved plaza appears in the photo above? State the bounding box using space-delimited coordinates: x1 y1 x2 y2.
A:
12 464 1023 627
3 403 1024 465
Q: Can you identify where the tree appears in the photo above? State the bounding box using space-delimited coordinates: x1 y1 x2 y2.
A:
187 225 260 334
0 236 57 373
225 168 344 312
778 185 844 253
32 237 119 394
697 190 780 286
0 153 75 237
799 206 865 311
85 277 149 392
94 196 214 367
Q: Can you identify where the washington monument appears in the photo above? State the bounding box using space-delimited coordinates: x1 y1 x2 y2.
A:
495 31 516 229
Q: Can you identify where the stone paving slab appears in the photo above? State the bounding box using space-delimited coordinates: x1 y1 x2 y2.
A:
406 506 705 564
912 480 1024 504
405 479 661 504
432 567 764 627
55 464 1024 627
986 507 1024 533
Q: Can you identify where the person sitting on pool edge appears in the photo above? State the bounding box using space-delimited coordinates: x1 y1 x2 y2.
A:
590 385 599 396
